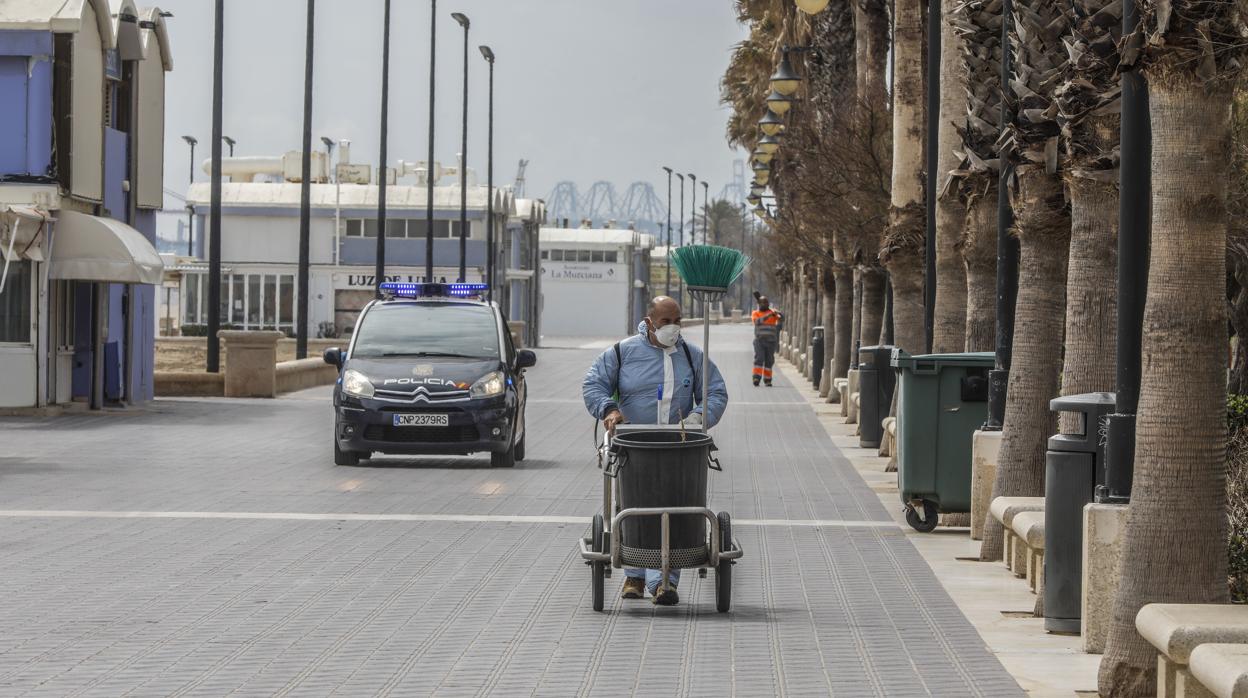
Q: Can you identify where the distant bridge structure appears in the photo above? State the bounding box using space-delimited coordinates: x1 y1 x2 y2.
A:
545 163 747 237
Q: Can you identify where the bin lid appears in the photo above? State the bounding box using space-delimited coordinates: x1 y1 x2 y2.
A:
891 351 995 369
1050 391 1116 413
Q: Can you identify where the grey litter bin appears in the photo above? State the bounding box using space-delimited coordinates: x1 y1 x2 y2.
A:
1044 391 1116 634
811 326 825 389
613 429 714 568
858 345 897 449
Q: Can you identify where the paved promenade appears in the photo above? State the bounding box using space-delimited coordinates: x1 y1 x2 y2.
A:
0 325 1023 696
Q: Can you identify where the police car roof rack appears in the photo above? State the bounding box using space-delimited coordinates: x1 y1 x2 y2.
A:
378 282 489 300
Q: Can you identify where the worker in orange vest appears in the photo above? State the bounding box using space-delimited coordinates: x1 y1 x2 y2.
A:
751 293 783 387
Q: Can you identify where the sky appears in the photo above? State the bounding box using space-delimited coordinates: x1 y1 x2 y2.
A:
158 0 751 209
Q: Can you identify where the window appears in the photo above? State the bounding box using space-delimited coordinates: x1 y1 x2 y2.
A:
605 251 618 263
0 260 31 343
345 220 363 237
183 273 201 325
279 274 294 325
387 219 407 239
591 250 604 263
56 281 76 348
231 275 244 325
352 304 500 359
540 250 549 260
578 250 592 262
363 219 379 238
263 275 277 325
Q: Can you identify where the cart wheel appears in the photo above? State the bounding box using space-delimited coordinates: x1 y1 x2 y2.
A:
905 500 940 533
601 521 612 578
716 512 732 613
591 514 605 612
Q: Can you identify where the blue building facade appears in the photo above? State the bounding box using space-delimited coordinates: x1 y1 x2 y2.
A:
0 1 171 409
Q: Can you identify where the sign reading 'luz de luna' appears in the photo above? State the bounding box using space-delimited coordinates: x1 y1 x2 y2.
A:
540 263 617 282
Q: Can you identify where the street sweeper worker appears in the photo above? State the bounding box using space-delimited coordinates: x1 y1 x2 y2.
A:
581 295 728 606
751 293 783 387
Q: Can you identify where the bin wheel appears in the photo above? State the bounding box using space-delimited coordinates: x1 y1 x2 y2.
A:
591 514 605 612
716 512 732 613
905 500 940 533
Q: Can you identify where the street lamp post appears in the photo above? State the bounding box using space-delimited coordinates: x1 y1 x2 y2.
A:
295 0 315 359
376 0 391 297
676 173 684 310
424 0 437 284
452 12 470 283
480 46 495 297
662 166 673 296
702 180 709 244
222 136 235 156
687 173 697 316
206 0 224 373
181 135 196 256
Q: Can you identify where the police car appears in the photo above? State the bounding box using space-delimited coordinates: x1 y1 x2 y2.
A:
322 282 536 468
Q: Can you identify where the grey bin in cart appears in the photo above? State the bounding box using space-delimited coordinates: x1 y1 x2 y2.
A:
1044 392 1116 634
810 326 825 388
891 350 995 532
858 345 897 449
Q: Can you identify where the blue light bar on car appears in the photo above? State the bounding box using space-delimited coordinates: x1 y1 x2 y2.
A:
378 282 489 298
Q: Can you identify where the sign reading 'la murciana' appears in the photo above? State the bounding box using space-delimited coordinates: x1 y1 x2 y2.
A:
541 263 618 282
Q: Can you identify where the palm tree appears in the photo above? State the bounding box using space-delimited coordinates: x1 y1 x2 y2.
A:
1054 0 1121 430
881 0 928 355
979 0 1072 562
933 0 970 353
1098 0 1239 692
951 0 1004 351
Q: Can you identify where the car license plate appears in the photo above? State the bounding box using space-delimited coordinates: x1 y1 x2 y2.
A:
392 414 449 427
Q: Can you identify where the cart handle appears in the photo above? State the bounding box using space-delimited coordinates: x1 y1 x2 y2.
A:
708 453 723 472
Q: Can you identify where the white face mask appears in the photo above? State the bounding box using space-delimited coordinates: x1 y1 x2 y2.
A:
653 323 681 347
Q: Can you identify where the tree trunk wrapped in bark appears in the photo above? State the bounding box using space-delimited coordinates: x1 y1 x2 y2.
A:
962 187 998 351
978 0 1072 561
861 268 887 348
951 0 1004 352
820 264 836 396
1055 0 1122 432
883 0 928 356
1099 73 1233 698
980 169 1070 561
933 0 969 354
832 243 855 387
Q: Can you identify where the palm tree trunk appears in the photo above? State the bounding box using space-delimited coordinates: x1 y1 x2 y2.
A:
1098 74 1231 698
962 186 997 351
980 169 1070 561
933 0 968 354
832 248 854 384
862 267 887 347
883 0 928 355
820 264 836 396
1059 175 1118 433
850 268 863 364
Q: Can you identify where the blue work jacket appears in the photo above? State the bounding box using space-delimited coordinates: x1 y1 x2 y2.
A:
582 323 728 428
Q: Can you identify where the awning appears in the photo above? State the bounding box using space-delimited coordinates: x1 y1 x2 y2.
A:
50 210 164 285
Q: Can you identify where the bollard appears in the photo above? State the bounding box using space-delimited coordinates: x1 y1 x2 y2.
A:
1044 392 1116 634
858 345 897 449
811 327 825 389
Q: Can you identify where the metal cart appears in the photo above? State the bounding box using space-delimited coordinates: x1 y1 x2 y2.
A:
578 423 743 612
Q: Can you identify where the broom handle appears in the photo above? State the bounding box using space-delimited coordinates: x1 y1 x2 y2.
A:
701 316 710 433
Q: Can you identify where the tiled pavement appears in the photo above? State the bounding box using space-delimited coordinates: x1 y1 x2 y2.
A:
0 325 1024 696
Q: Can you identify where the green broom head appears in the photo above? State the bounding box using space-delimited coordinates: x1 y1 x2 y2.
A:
669 244 751 293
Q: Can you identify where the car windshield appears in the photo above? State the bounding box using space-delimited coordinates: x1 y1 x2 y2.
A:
351 303 500 359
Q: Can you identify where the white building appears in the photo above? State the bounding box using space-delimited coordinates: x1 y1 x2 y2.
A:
169 147 543 343
538 226 654 339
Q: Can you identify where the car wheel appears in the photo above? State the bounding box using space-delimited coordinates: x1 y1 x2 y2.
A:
333 438 359 466
514 433 526 462
491 442 516 468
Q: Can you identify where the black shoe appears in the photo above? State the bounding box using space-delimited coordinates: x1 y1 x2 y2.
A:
764 381 774 387
752 379 760 387
651 586 679 605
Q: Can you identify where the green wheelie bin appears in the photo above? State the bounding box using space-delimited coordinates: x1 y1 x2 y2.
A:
890 350 995 532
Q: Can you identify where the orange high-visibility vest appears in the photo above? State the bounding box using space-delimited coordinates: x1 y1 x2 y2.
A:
752 309 782 341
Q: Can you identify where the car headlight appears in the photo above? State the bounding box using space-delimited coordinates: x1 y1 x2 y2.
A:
342 369 375 398
470 370 506 398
